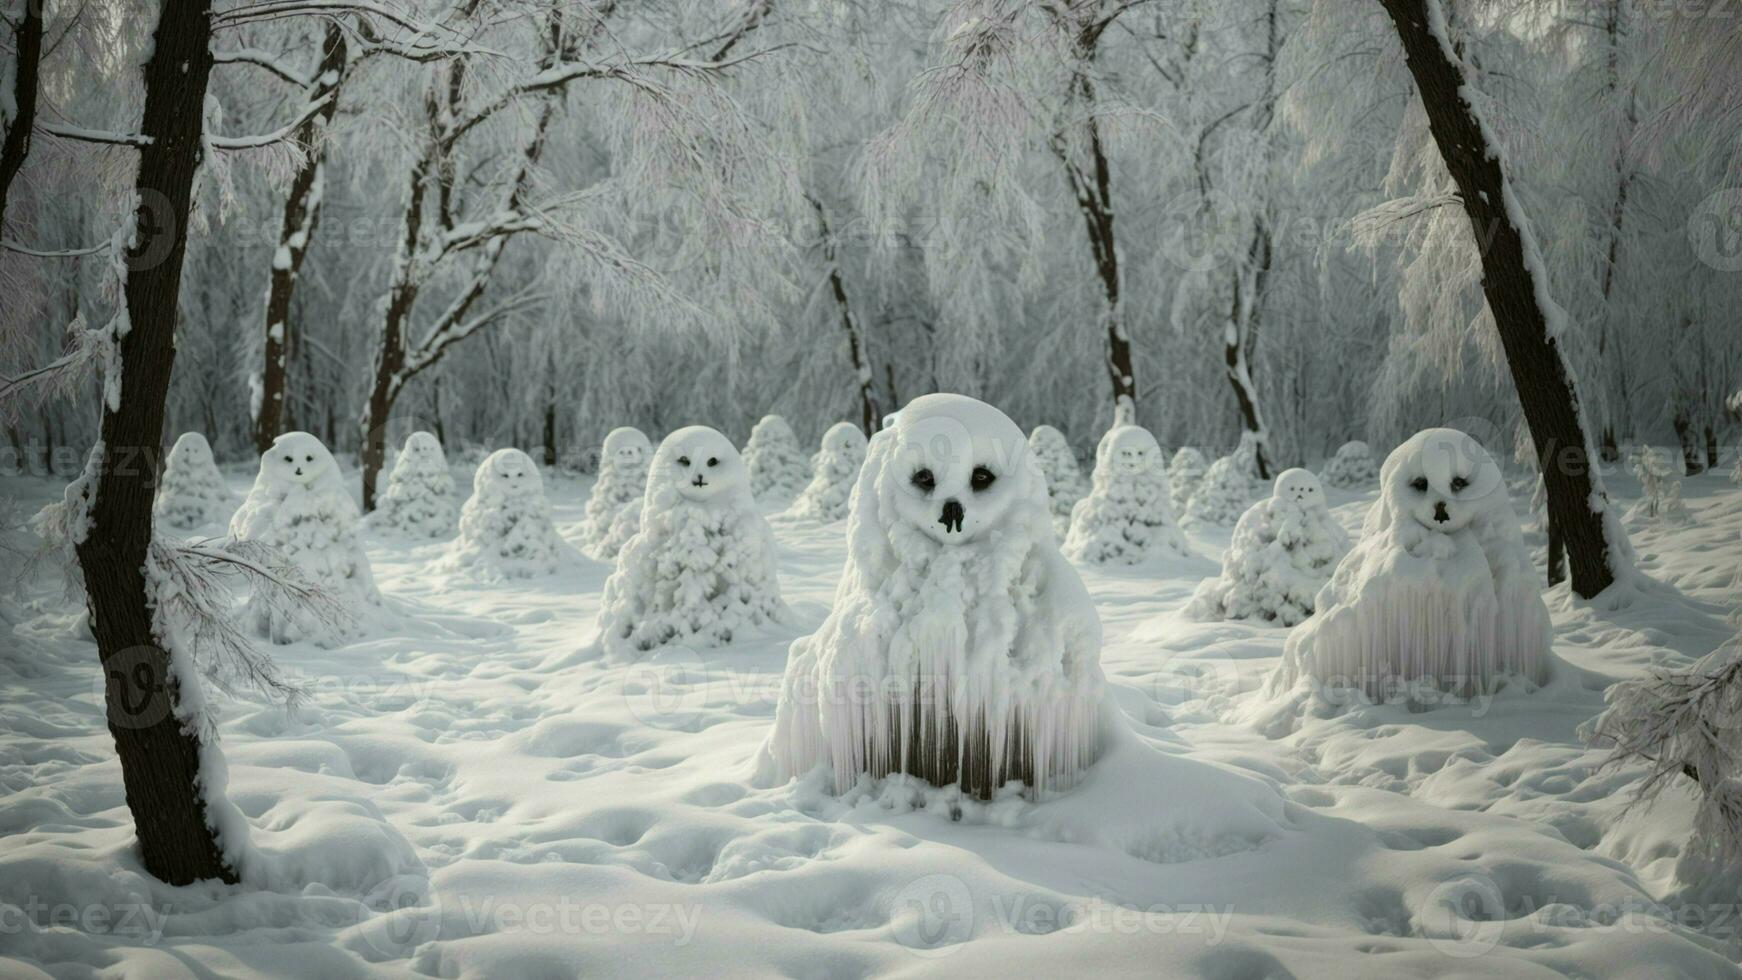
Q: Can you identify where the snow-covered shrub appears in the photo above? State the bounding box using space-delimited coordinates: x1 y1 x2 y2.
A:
373 431 455 538
1063 425 1191 564
1187 469 1350 625
762 394 1104 799
154 432 230 530
1183 454 1251 528
579 426 652 559
230 432 379 645
1168 446 1209 515
1626 447 1692 525
598 426 787 658
788 421 867 522
1028 424 1086 536
1320 440 1379 490
1270 428 1551 700
1588 626 1742 886
449 448 564 579
741 414 807 503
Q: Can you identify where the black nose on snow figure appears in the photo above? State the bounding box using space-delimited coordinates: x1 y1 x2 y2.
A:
939 499 965 534
1433 500 1450 524
692 475 707 488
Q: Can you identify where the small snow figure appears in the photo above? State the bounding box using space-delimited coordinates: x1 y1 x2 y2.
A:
1168 446 1208 515
598 426 787 658
579 426 652 559
230 432 378 644
1187 468 1350 625
1063 425 1191 564
742 414 808 503
1626 447 1692 526
1183 454 1252 528
1320 440 1379 490
154 432 230 530
1028 424 1087 536
1270 428 1552 700
789 421 868 522
373 431 455 538
451 448 564 579
762 394 1105 799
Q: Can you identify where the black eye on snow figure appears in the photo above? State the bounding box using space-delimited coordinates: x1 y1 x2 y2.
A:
677 456 690 467
707 457 718 467
306 455 314 462
283 455 293 463
1410 476 1430 493
970 466 996 492
911 468 936 492
1450 476 1469 492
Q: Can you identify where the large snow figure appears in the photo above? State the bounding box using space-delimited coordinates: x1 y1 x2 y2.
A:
450 448 564 579
154 432 230 530
579 426 652 558
763 394 1106 800
1027 424 1086 536
1320 440 1379 489
1063 425 1191 564
1183 454 1252 528
597 426 787 658
1168 446 1208 515
741 414 808 503
1187 468 1350 626
230 432 378 644
1270 428 1552 699
788 421 868 522
373 431 455 538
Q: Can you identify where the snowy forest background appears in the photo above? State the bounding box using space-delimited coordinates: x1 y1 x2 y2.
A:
5 0 1741 485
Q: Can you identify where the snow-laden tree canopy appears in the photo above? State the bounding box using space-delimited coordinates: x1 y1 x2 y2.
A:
449 448 566 580
1064 425 1191 564
1320 441 1379 490
742 415 809 504
1187 468 1349 625
1183 455 1253 529
580 426 653 559
788 421 868 522
1029 424 1087 537
155 432 231 531
373 432 456 538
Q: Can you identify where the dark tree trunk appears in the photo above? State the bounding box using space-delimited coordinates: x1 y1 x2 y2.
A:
74 0 236 886
1600 427 1621 464
0 0 43 232
542 400 557 466
1705 425 1719 470
1546 513 1566 587
1378 0 1621 599
1672 411 1703 475
255 24 347 454
809 195 881 435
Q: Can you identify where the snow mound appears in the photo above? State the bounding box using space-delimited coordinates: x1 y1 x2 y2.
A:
580 426 652 559
1063 425 1191 564
372 431 456 538
598 426 787 659
230 431 379 645
1167 446 1208 515
447 448 565 580
788 421 868 522
741 415 808 503
763 394 1106 799
1320 439 1379 489
1188 468 1350 626
1027 424 1086 536
1270 428 1552 700
154 432 230 530
1183 454 1251 528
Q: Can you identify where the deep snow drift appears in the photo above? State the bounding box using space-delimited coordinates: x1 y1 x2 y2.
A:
1187 468 1349 626
786 421 867 522
154 431 231 530
229 432 379 645
597 426 787 659
579 426 652 558
1064 425 1191 564
372 431 456 539
1270 429 1553 701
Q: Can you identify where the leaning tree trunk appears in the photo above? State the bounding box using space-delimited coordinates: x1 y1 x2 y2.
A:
255 24 347 454
809 195 881 435
1226 220 1274 480
1378 0 1623 599
0 0 43 231
74 0 236 886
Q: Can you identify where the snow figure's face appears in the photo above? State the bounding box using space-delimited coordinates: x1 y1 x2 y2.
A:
885 394 1033 546
751 416 796 447
1383 428 1506 535
603 427 650 470
404 432 442 464
821 422 866 456
657 427 744 504
1101 426 1160 477
170 433 212 468
1273 468 1324 507
266 432 335 490
482 449 541 498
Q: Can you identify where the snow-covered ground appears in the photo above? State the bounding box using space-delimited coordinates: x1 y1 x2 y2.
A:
3 458 1741 978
